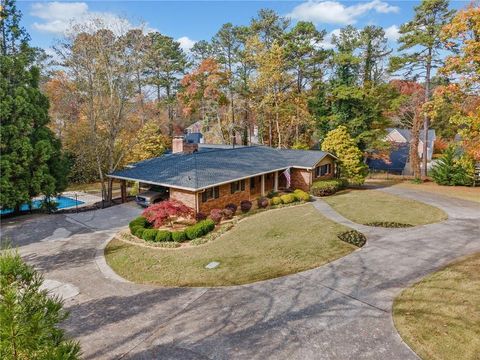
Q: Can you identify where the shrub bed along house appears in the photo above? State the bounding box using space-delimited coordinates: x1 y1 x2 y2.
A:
310 179 348 197
127 189 311 245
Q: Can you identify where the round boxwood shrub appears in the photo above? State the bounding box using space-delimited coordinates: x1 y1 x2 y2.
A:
337 230 366 247
129 216 149 231
225 203 237 215
132 227 146 238
172 231 187 242
195 212 207 222
155 230 172 242
202 219 215 232
209 209 223 224
271 196 282 205
310 179 348 197
222 208 234 220
280 194 296 204
293 189 310 202
240 200 252 212
142 228 158 242
257 197 269 208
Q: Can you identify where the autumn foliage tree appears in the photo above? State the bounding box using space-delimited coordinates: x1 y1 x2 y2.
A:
428 2 480 160
142 200 194 228
390 80 425 178
321 126 368 184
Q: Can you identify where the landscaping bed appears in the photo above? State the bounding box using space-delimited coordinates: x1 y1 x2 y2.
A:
322 189 447 226
393 253 480 360
105 204 360 287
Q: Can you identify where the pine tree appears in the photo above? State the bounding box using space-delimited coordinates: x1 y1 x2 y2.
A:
390 0 455 176
0 0 69 212
0 249 81 359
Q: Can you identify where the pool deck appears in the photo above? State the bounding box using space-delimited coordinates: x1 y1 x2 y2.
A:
61 191 103 209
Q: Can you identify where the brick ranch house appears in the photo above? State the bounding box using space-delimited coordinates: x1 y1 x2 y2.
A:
108 136 337 214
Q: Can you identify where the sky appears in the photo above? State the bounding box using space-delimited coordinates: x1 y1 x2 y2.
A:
17 0 469 53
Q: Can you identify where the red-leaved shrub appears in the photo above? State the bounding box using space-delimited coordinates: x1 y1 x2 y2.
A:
257 197 269 208
222 208 234 219
142 200 194 228
240 200 252 212
209 209 223 224
225 203 237 215
195 212 207 222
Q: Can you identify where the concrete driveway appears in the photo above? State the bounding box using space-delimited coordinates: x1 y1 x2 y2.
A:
1 188 479 360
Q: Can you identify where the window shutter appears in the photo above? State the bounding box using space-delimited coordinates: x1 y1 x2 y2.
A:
202 191 207 202
241 180 245 191
231 183 235 194
214 187 220 198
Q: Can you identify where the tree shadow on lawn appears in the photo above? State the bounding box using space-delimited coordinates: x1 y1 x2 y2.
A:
63 244 477 360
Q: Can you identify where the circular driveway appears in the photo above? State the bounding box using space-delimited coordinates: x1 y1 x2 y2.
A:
1 188 479 360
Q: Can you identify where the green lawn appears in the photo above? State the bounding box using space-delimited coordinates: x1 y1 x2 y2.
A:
322 189 447 226
105 204 357 287
394 253 480 360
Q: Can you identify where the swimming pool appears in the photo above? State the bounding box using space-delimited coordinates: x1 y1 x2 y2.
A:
0 196 85 215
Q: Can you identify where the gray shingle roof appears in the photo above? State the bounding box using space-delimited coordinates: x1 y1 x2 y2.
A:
387 128 436 143
110 146 333 190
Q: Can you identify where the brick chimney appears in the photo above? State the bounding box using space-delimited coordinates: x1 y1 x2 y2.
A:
172 135 198 154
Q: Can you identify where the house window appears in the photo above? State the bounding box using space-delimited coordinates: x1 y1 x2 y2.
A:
250 177 255 190
315 164 331 177
231 179 246 194
202 186 219 202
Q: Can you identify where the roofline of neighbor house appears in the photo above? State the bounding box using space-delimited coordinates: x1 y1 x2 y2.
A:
107 153 336 192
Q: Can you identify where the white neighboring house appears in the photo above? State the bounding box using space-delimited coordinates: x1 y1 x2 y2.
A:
386 128 436 161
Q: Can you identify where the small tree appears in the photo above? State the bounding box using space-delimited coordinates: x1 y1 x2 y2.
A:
142 200 194 228
321 126 368 185
430 145 474 186
0 249 81 359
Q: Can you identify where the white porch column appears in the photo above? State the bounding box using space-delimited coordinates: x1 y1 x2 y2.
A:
261 174 265 196
274 171 279 191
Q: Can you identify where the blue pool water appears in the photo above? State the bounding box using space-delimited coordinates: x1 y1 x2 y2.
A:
0 196 85 215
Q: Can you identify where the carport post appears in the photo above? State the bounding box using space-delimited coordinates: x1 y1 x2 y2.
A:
261 174 265 196
120 180 127 203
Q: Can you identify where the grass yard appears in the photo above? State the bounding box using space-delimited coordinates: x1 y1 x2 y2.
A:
323 189 447 226
393 253 480 360
105 204 357 287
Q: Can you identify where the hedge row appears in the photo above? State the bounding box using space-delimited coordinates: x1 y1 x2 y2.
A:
310 179 348 197
270 189 310 206
128 217 216 243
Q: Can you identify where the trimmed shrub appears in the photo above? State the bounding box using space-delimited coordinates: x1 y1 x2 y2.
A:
240 200 252 212
155 230 172 242
365 221 413 228
129 216 149 231
266 190 278 199
210 208 223 224
222 208 234 220
171 231 187 242
195 212 207 222
310 179 347 197
257 197 269 208
202 219 216 232
293 189 310 202
225 203 238 215
142 229 158 242
132 227 146 238
337 230 366 247
280 194 296 204
271 196 282 206
184 219 215 240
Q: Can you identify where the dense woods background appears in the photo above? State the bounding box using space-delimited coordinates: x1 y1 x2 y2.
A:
1 0 479 207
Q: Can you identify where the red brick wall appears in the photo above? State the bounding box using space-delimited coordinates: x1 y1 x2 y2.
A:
291 169 312 191
199 182 253 214
170 188 197 211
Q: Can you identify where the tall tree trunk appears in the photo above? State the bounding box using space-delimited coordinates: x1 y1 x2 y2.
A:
423 50 432 177
411 116 422 179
